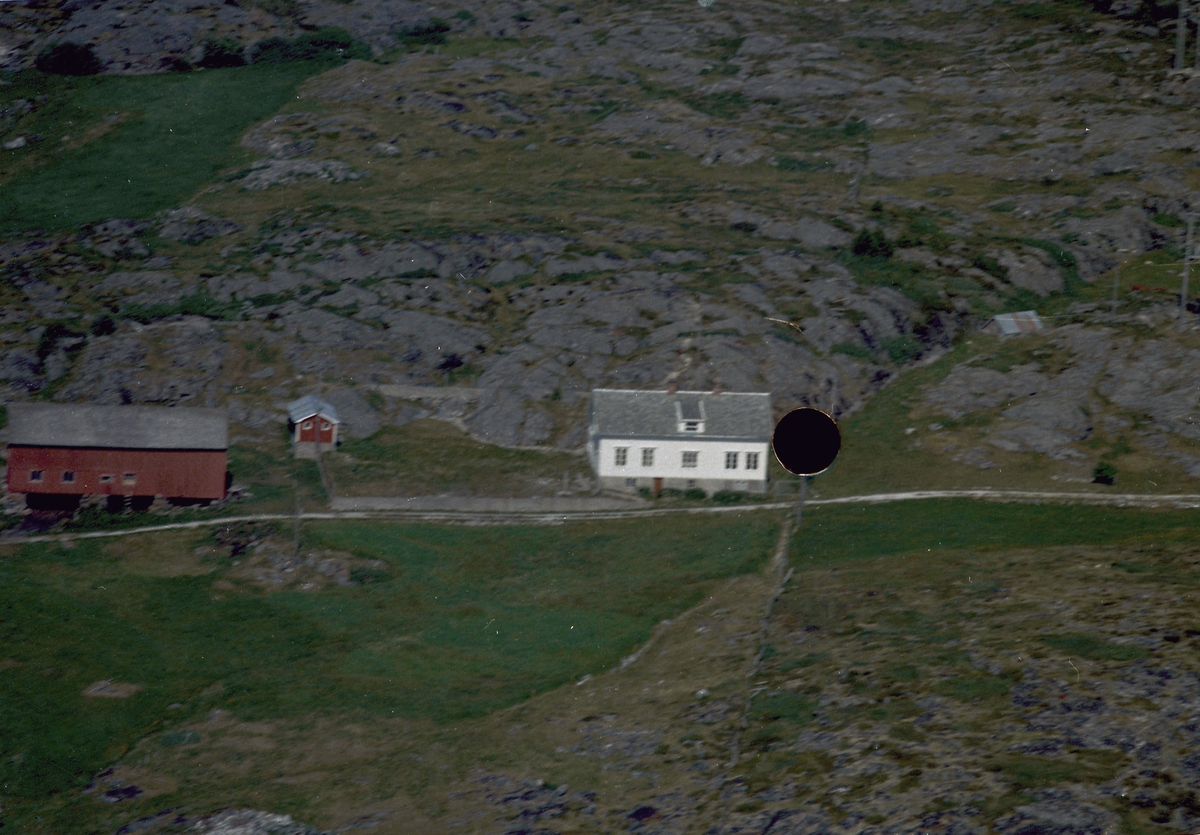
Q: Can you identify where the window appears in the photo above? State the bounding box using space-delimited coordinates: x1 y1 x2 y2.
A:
625 478 637 487
746 452 760 470
641 448 654 467
321 421 331 431
725 452 739 470
682 451 698 468
29 470 43 483
302 420 313 430
683 421 700 432
62 471 75 483
686 479 696 489
100 475 114 484
122 473 137 485
614 447 628 466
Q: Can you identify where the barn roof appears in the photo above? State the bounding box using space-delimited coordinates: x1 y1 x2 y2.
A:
6 404 228 450
589 389 773 441
287 394 340 424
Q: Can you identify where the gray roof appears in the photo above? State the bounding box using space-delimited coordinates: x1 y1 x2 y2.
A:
7 403 228 450
590 389 773 441
287 394 340 424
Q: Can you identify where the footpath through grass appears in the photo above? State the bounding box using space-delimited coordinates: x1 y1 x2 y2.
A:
0 62 329 233
0 513 777 817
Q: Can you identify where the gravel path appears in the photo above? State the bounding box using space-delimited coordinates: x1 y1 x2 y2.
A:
3 488 1199 545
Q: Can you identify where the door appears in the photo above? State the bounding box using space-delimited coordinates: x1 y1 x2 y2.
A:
653 477 663 496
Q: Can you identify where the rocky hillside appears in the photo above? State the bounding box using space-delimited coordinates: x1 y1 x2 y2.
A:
1 0 1199 477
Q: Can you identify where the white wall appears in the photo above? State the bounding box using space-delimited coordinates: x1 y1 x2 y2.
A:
596 437 769 482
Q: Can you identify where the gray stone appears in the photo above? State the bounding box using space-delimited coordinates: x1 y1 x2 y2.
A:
323 388 381 439
238 159 367 191
158 207 242 244
485 259 535 284
544 253 625 276
995 247 1063 297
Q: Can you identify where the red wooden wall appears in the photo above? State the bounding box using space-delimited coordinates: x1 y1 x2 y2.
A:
6 447 227 499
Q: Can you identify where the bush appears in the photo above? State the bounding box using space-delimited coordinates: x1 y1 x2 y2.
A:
249 27 371 63
683 488 708 501
34 42 102 76
90 314 117 337
852 228 893 259
36 321 85 362
881 334 923 365
197 38 247 69
711 490 745 504
395 19 452 46
1092 462 1117 485
831 342 874 361
971 254 1009 281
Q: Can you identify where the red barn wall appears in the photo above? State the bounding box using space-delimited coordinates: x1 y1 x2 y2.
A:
6 447 227 499
295 416 335 444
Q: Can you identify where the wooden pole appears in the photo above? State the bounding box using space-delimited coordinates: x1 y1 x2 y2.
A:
1182 214 1195 319
1110 260 1120 318
1178 0 1188 71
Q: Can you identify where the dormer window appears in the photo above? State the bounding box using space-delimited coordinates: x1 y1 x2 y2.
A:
674 397 706 434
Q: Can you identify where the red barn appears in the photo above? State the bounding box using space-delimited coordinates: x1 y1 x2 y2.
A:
5 403 229 511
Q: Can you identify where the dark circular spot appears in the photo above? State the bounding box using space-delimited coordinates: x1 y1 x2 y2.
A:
772 407 840 476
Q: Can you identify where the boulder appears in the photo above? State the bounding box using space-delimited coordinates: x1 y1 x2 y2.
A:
158 207 242 245
994 246 1063 297
485 259 534 284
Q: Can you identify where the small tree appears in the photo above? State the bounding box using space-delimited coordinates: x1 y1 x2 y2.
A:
197 38 247 69
34 42 102 76
1092 462 1117 485
852 228 893 259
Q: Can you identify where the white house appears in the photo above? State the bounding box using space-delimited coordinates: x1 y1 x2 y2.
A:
587 388 773 496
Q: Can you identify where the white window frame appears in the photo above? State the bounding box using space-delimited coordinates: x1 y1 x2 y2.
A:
725 451 738 470
122 473 137 485
641 448 654 467
100 474 114 484
614 447 628 466
682 450 698 469
302 420 313 430
746 452 760 470
321 421 331 431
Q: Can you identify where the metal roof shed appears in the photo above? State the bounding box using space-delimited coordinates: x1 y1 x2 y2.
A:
982 310 1044 335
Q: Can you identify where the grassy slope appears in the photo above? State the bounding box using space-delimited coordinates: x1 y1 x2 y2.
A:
0 513 777 821
0 62 331 233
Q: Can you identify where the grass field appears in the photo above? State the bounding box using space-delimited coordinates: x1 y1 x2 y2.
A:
0 512 778 831
0 62 331 233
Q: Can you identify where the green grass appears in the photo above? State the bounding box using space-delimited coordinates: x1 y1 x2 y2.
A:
1040 633 1149 661
0 62 330 233
792 500 1200 567
0 514 777 807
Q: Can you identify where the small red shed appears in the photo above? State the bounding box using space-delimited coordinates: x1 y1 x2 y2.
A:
287 394 340 459
5 403 228 510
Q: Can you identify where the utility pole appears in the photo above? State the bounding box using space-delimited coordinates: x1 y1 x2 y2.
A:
1111 260 1120 318
1178 0 1189 71
1182 213 1195 319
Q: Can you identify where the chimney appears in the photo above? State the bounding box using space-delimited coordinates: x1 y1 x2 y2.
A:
666 378 678 395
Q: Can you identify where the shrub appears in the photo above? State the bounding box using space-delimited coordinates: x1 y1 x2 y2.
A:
971 254 1009 281
90 315 117 337
711 490 745 504
395 19 452 46
831 342 874 361
249 27 370 63
34 42 102 76
881 334 923 365
36 321 85 362
843 119 869 138
249 37 293 63
197 38 247 69
1092 462 1117 485
852 228 893 259
349 565 389 584
684 488 708 501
